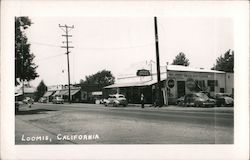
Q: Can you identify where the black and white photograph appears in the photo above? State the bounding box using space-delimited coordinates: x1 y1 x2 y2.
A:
1 1 249 160
14 16 235 145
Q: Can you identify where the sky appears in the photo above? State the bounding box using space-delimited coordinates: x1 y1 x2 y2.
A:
25 17 233 87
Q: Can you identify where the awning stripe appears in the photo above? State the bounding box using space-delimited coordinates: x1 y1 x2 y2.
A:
43 91 54 97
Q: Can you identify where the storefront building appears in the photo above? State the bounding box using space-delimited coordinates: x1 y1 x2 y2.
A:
104 64 234 105
46 85 81 102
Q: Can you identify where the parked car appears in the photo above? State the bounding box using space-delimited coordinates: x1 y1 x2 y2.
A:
52 97 64 104
100 98 109 104
23 97 34 104
214 93 234 107
176 96 185 106
183 92 216 107
104 94 128 107
38 97 47 103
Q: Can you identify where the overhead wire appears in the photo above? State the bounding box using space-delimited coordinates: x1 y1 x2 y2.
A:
35 53 65 61
30 41 155 51
31 41 155 62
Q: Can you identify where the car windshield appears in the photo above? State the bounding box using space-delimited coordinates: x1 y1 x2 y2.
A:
196 93 209 100
118 95 124 98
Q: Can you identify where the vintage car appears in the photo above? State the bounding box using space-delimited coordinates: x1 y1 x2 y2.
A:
52 97 64 104
183 92 216 107
214 93 234 107
38 97 47 103
104 94 128 107
176 96 185 106
23 97 34 104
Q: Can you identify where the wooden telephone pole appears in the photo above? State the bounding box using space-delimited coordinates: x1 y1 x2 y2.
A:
59 24 74 103
154 17 163 107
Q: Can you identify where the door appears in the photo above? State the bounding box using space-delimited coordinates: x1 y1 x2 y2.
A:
177 81 185 98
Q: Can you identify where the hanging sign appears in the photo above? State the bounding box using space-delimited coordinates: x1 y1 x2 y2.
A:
136 69 151 76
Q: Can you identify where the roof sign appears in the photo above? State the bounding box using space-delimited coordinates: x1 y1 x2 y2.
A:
136 69 150 76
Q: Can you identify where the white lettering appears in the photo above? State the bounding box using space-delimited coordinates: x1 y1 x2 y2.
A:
78 135 82 140
57 134 62 140
21 134 25 141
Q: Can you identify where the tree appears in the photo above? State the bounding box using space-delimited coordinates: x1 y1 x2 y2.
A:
80 70 115 88
35 80 47 101
212 49 234 73
171 52 190 66
15 17 38 86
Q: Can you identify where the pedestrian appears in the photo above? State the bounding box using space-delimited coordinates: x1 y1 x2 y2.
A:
28 98 32 108
141 93 145 108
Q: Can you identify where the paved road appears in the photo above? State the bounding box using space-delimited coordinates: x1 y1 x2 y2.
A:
15 103 234 144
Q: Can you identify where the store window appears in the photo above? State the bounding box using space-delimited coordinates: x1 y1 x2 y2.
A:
207 80 218 86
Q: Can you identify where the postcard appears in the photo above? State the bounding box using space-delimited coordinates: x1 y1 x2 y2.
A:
1 0 249 160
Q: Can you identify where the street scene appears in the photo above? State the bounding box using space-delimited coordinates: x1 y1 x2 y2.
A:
15 17 234 144
16 103 233 144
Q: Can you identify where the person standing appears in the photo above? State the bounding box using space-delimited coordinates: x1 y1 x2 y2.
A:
28 98 32 108
141 93 145 108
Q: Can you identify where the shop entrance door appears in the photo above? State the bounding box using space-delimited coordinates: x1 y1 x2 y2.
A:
177 81 185 98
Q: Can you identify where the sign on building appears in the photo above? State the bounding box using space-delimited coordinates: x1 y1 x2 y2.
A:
167 79 175 88
136 69 151 76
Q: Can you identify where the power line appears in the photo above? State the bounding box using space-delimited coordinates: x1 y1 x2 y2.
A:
36 53 65 61
74 42 155 50
29 41 154 50
30 42 61 48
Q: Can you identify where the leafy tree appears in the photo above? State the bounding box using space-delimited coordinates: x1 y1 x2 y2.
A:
80 70 115 88
34 80 47 101
15 17 38 86
172 52 190 66
212 49 234 73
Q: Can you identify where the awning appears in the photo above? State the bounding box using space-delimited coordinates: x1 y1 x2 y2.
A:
70 89 80 96
43 91 54 97
60 90 69 96
53 90 61 96
61 89 80 96
104 80 158 89
53 90 67 96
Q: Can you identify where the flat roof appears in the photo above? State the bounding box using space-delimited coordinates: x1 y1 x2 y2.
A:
104 80 158 89
117 65 225 79
167 65 225 74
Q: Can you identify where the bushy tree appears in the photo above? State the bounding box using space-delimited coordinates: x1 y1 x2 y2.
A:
172 52 190 66
15 17 38 86
35 80 47 101
80 70 115 88
212 49 234 73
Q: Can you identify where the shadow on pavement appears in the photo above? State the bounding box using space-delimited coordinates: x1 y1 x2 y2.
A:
15 109 58 115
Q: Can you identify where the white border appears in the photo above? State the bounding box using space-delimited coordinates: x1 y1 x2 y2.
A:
1 1 249 160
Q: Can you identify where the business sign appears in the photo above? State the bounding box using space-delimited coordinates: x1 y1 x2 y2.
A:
167 79 175 88
136 69 151 76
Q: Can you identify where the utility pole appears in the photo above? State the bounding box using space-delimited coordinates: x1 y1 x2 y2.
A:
59 24 74 103
154 17 163 107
